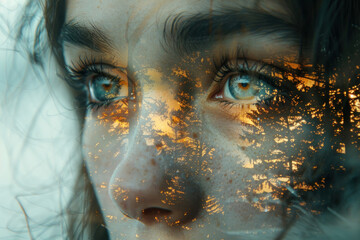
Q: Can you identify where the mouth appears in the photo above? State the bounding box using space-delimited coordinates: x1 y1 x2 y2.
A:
218 227 283 240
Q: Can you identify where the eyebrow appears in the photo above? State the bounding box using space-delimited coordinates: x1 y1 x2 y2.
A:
60 8 299 56
163 8 300 54
60 20 114 52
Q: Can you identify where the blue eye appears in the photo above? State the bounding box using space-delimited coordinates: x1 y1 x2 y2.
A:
227 75 257 100
89 74 129 103
223 74 276 103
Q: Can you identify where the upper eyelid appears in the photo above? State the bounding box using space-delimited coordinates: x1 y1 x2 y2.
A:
214 58 307 92
214 61 271 83
67 62 126 74
66 59 138 97
65 54 124 72
66 60 127 81
212 47 301 79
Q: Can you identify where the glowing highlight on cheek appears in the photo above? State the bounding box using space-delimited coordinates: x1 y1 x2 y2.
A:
172 67 190 79
230 105 259 125
145 114 176 138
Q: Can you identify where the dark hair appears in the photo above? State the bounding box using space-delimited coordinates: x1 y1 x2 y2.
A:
17 1 108 240
17 0 360 239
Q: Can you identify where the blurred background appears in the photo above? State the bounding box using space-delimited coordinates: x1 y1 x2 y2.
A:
0 1 82 239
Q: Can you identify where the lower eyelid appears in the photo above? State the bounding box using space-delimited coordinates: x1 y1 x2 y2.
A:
204 100 259 125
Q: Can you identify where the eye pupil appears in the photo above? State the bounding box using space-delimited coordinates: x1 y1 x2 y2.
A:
102 83 113 91
91 76 127 102
238 82 250 90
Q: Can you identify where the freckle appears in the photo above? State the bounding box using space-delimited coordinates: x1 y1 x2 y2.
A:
206 177 210 181
229 179 233 184
241 146 246 151
150 158 156 166
192 133 198 139
224 173 227 177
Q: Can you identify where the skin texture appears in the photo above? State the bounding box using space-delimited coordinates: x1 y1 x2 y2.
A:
63 0 311 239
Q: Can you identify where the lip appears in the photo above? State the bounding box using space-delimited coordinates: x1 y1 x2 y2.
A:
134 216 282 240
218 227 283 239
135 222 186 240
202 97 258 128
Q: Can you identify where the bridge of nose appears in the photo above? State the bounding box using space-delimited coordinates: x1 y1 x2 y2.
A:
108 67 204 225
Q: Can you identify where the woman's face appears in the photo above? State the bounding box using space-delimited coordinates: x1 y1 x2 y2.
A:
63 0 315 239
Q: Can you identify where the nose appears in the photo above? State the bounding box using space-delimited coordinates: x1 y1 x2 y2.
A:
109 142 202 226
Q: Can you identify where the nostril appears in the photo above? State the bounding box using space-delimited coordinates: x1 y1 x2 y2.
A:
142 207 171 216
141 207 172 225
110 164 203 227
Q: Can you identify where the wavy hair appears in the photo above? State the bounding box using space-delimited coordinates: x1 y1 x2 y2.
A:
16 0 360 239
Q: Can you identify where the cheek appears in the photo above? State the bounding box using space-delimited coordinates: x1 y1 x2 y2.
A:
81 93 287 232
82 109 130 194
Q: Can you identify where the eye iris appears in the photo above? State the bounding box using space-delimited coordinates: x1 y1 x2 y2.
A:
93 76 120 101
228 75 255 100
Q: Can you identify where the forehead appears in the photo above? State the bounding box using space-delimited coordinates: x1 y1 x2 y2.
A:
65 0 291 44
64 0 298 66
65 0 288 22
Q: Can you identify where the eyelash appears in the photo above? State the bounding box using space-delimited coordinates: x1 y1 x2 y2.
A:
65 52 287 111
215 58 267 82
212 53 285 108
65 56 123 110
66 56 106 81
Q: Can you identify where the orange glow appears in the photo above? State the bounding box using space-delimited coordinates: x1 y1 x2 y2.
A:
203 196 224 215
